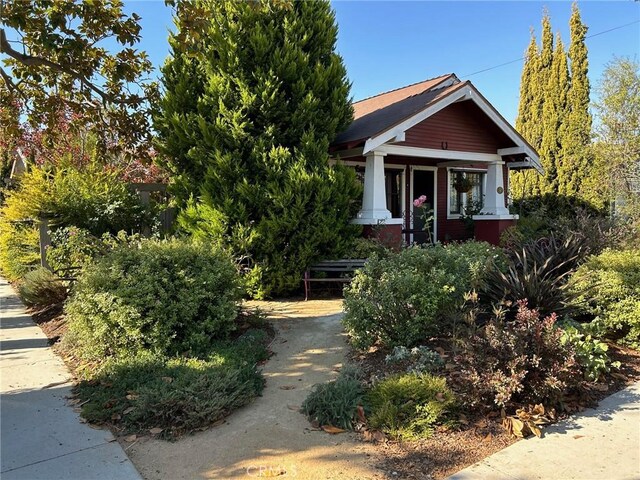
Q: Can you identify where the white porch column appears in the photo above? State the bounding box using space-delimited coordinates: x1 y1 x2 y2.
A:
353 151 392 224
479 160 510 216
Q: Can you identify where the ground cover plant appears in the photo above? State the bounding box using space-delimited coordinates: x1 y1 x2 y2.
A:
52 237 273 439
365 373 455 440
74 331 270 439
342 241 503 349
301 366 365 431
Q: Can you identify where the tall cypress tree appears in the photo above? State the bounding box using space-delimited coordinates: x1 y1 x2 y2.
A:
559 2 593 199
540 33 570 194
512 31 542 199
155 0 362 298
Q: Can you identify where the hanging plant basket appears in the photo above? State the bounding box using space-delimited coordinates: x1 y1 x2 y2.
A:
454 176 474 193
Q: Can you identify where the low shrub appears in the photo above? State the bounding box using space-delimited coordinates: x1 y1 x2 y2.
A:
75 332 269 439
560 326 618 382
17 267 67 307
64 238 242 360
385 346 445 374
455 301 581 410
47 227 144 272
301 366 365 430
365 373 455 440
343 242 502 349
571 249 640 348
482 234 587 317
345 237 392 259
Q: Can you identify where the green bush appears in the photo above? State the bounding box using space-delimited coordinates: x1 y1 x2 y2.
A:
366 373 455 440
17 267 67 307
482 234 587 318
75 332 269 439
0 164 150 281
64 238 242 360
0 220 39 281
571 249 640 348
301 366 364 430
343 242 502 349
455 301 581 409
1 165 148 235
47 227 144 272
560 326 618 382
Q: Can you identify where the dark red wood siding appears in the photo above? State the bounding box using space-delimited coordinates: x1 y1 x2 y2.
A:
398 101 515 153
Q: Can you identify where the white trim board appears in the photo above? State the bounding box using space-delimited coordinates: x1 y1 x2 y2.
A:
378 144 500 162
361 82 543 173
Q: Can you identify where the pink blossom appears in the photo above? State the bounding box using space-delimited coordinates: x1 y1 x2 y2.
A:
413 195 428 207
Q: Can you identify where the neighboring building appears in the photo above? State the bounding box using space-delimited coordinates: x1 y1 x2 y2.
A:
330 73 542 245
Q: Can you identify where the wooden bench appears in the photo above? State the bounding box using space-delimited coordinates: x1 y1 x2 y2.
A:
303 259 366 300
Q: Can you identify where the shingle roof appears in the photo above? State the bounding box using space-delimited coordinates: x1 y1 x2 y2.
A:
333 74 465 147
353 73 455 119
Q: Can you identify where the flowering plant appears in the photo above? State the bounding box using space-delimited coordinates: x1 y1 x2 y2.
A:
413 195 434 244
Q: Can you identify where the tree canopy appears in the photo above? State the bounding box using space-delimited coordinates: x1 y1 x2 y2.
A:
0 0 158 161
155 0 361 298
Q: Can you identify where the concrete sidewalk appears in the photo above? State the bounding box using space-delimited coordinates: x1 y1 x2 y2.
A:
449 382 640 480
0 278 141 480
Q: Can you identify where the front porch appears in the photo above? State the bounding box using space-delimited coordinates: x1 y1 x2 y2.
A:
344 146 518 246
329 74 542 246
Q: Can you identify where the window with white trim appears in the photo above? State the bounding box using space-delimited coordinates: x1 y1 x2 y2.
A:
448 170 484 216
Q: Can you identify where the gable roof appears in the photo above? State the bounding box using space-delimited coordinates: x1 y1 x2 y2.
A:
332 74 541 173
353 73 456 119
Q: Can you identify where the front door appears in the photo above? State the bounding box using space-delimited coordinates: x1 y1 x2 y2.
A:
409 168 436 244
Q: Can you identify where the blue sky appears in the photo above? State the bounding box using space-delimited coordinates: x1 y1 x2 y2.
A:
127 1 639 124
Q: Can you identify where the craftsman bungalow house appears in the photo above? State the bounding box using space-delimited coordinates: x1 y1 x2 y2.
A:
329 73 542 245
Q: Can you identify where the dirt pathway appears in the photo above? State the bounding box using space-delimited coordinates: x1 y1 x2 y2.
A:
127 299 383 480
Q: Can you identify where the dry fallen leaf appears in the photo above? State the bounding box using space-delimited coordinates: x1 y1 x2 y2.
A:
458 414 469 425
161 377 173 384
363 430 386 442
123 407 135 415
356 405 366 423
287 405 300 411
124 434 137 442
125 394 138 401
573 435 585 439
111 413 122 421
149 427 163 435
279 385 295 390
321 425 346 434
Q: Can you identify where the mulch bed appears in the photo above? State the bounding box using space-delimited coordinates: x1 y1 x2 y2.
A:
347 341 640 480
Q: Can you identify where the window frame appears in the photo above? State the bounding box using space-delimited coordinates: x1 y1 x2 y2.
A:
446 167 487 219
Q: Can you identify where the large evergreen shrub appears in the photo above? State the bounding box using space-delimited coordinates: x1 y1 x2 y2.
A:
155 0 361 298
